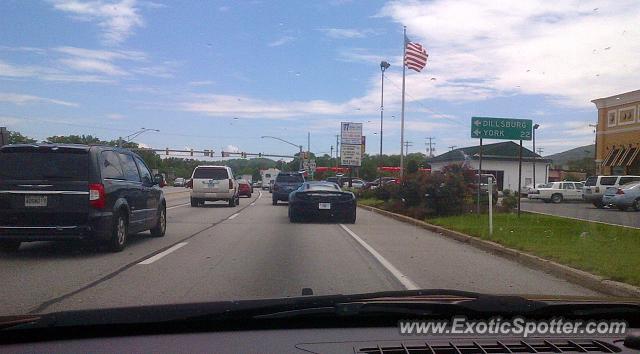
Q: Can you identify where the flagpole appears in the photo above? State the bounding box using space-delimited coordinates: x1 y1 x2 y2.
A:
399 26 407 181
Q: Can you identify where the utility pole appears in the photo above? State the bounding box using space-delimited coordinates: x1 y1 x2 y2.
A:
425 137 435 157
404 141 413 156
448 145 457 151
330 145 334 166
335 134 340 165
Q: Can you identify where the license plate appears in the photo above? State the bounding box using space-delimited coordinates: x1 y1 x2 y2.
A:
318 202 331 210
25 195 47 207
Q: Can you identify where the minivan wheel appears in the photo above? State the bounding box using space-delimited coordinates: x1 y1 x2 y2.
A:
107 213 128 252
593 201 604 209
190 197 198 207
0 241 21 253
551 194 563 204
150 205 166 237
633 198 640 212
228 197 235 207
272 198 277 205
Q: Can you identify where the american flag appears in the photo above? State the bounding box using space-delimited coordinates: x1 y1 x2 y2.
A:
404 38 428 72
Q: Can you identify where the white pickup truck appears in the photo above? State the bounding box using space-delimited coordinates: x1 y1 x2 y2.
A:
527 181 584 203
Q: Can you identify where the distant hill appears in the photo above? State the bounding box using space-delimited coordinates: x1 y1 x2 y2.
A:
545 144 595 167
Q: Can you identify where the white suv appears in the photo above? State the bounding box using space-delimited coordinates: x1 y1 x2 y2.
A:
189 166 239 207
583 175 640 208
527 181 584 203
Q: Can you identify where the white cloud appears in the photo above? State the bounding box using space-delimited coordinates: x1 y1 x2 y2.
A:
268 36 295 47
379 0 640 107
50 0 145 45
319 28 377 39
0 93 79 107
59 58 127 75
225 145 239 153
188 80 214 86
107 113 125 120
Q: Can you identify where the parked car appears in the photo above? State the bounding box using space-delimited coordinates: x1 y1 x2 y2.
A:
237 179 252 198
189 165 239 207
288 181 356 223
252 181 261 189
528 181 584 203
365 177 396 189
0 144 167 252
583 175 640 208
520 183 546 196
272 172 305 205
173 177 185 187
601 181 640 211
341 178 367 189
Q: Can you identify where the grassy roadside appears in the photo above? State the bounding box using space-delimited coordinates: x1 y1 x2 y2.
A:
358 198 640 287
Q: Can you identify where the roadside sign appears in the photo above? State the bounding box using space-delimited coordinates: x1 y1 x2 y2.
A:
341 122 362 145
471 117 532 141
340 144 362 166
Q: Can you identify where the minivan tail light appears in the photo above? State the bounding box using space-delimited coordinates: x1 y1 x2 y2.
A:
595 187 600 193
229 179 233 189
616 188 625 195
89 183 106 209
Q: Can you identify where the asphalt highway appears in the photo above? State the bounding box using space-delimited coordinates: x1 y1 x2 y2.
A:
0 189 598 316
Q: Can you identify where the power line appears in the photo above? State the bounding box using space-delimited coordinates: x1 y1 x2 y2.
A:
425 136 436 157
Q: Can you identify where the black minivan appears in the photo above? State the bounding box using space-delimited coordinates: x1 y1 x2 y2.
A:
0 144 166 252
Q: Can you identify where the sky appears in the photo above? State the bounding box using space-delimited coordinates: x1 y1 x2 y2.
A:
0 0 638 158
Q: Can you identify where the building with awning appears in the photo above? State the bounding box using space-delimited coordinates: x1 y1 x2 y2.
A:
592 89 640 175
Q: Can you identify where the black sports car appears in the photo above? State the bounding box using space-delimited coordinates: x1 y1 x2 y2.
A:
288 182 356 223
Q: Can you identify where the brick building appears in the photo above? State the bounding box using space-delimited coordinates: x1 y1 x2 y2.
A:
591 89 640 175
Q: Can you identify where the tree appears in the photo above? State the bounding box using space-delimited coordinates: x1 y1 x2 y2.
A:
46 134 106 145
8 131 36 144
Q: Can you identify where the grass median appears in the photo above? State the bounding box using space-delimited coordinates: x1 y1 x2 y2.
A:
358 198 640 287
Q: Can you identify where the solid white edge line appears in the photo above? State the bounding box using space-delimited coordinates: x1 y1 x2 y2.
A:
138 242 188 265
167 202 190 210
339 224 419 290
228 213 239 220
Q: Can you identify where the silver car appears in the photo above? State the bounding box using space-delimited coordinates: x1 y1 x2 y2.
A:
601 181 640 211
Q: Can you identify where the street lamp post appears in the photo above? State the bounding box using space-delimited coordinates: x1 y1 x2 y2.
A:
533 124 540 185
379 60 390 187
119 128 159 147
261 136 304 170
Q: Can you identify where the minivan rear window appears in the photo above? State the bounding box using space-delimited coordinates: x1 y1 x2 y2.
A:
193 167 229 180
0 150 88 181
276 174 304 183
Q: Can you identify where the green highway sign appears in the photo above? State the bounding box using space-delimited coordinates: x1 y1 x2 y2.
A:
471 117 532 141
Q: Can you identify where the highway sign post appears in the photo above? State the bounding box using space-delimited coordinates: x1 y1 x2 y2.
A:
471 116 532 217
0 127 8 146
341 122 363 187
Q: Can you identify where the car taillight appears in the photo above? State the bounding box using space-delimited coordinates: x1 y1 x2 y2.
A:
616 188 625 195
229 179 233 189
89 183 106 209
187 179 193 189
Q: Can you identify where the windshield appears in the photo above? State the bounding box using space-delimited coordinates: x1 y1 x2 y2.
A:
2 0 639 325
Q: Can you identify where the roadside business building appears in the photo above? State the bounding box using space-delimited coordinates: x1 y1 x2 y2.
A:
591 89 640 175
427 141 550 191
